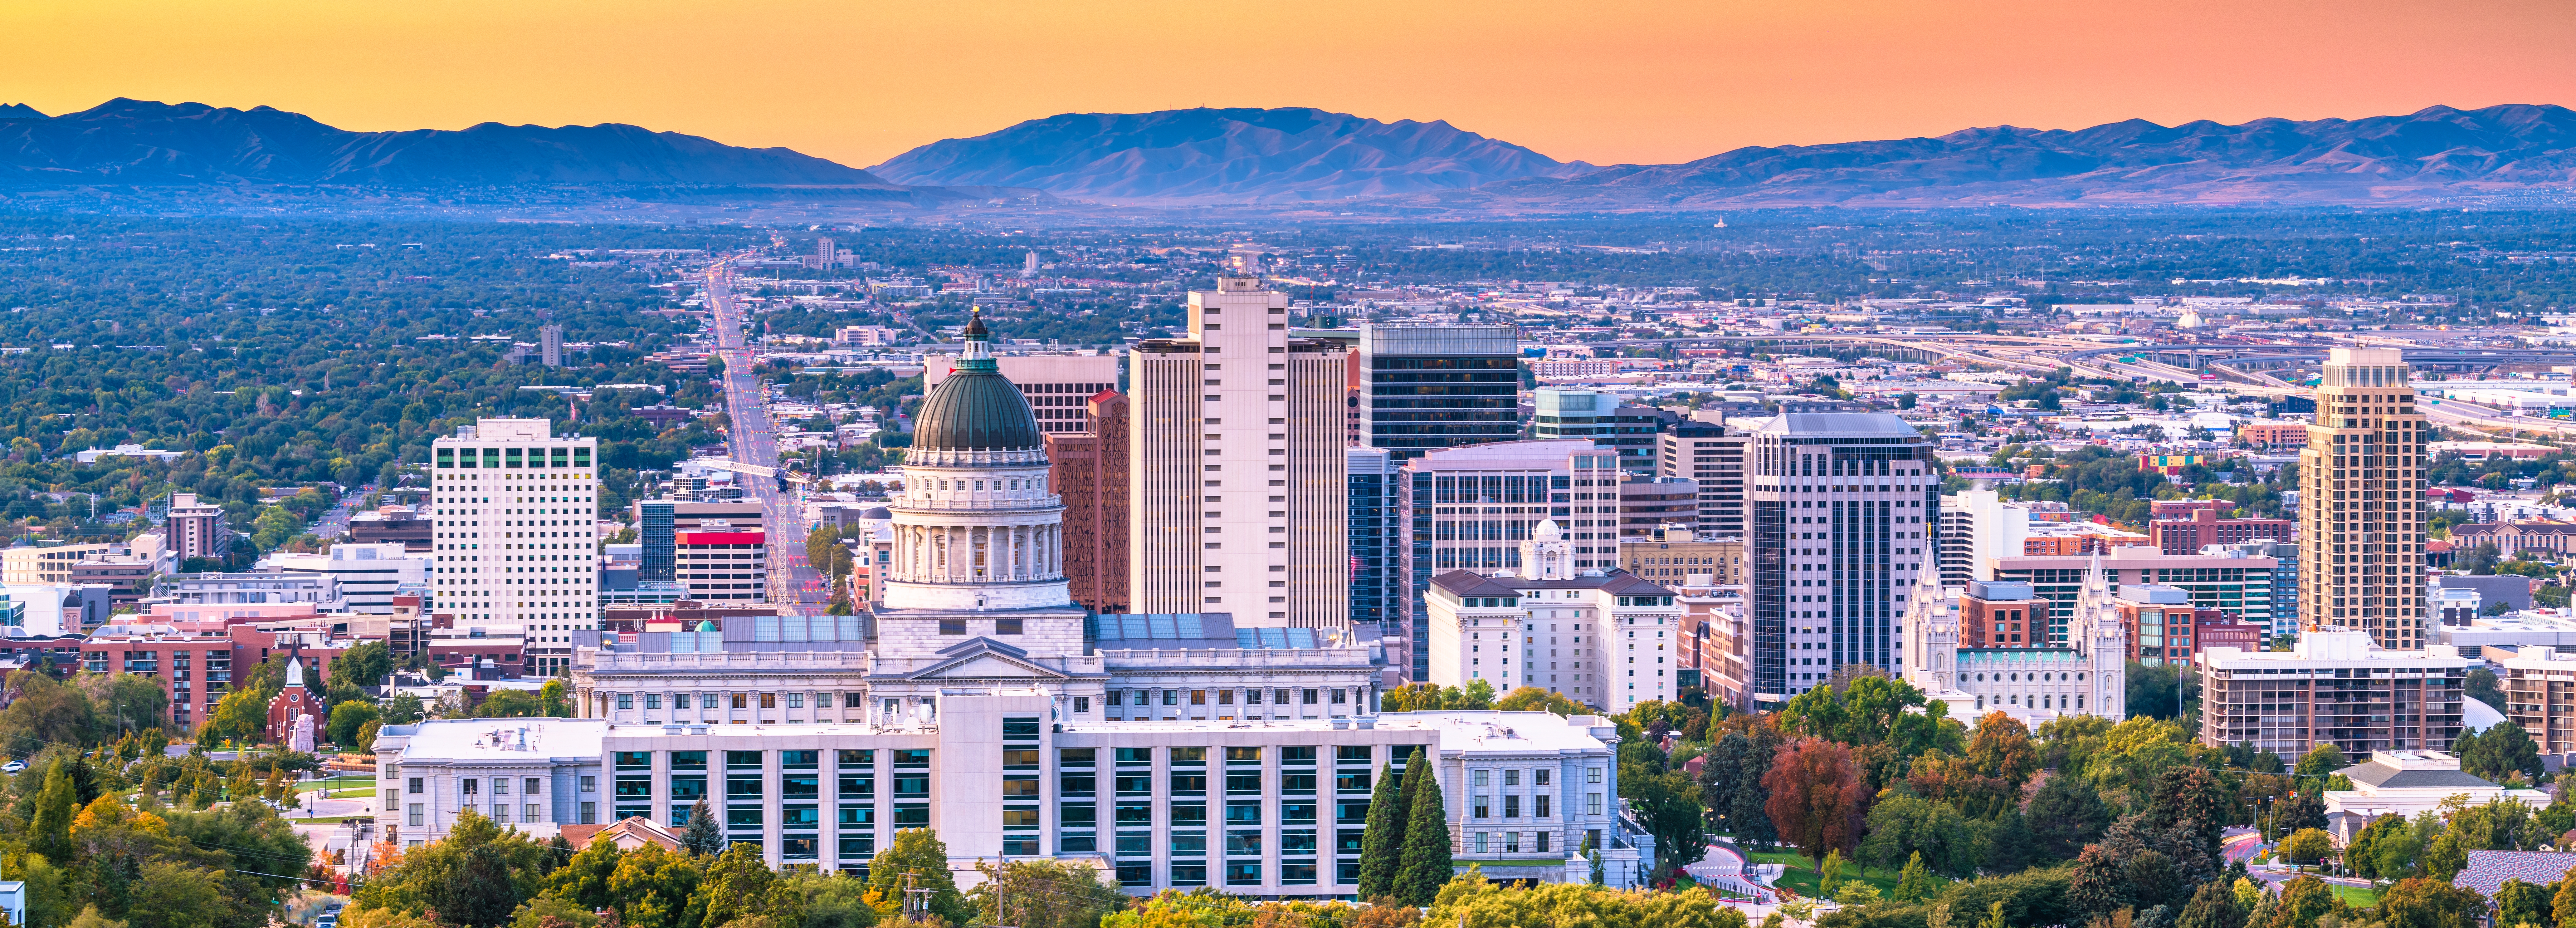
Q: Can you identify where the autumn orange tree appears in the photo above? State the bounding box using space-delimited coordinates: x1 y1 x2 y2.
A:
1762 737 1871 867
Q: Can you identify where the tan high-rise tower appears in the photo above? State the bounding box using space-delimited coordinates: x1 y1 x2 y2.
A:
2298 347 2427 649
1129 277 1349 628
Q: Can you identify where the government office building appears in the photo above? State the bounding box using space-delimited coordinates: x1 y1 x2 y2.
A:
382 320 1651 896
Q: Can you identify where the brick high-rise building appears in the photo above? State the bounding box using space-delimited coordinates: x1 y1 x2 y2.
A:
164 492 231 562
1048 391 1130 615
2298 348 2428 649
1658 421 1748 538
2152 509 2294 555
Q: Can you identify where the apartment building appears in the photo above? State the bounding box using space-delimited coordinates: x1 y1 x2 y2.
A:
2197 630 2468 755
2297 347 2428 650
2152 509 2294 555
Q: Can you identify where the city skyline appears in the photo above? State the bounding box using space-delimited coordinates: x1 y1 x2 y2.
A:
4 1 2569 169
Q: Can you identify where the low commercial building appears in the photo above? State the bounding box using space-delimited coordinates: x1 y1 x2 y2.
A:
2322 750 2546 843
1617 524 1744 587
374 707 1646 894
2437 612 2576 660
2196 629 2471 757
269 543 432 614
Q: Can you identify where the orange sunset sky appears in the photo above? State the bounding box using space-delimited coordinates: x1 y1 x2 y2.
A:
5 0 2571 169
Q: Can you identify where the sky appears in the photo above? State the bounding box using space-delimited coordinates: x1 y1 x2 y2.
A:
6 0 2572 169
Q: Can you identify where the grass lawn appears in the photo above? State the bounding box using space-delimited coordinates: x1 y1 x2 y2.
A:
297 776 371 793
1747 851 1902 899
2329 885 2379 907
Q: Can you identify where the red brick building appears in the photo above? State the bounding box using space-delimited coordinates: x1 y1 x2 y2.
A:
266 655 324 744
1048 390 1130 615
1962 579 2053 647
2151 509 2295 555
82 610 346 730
2149 500 2234 519
2193 613 2266 658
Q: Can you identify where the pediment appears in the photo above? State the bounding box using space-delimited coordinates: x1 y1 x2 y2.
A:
894 640 1069 681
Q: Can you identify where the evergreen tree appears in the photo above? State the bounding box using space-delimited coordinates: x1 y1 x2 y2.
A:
1580 832 1605 886
1894 852 1937 903
2175 879 2249 928
1393 747 1452 906
31 758 77 861
681 798 722 857
1355 759 1408 898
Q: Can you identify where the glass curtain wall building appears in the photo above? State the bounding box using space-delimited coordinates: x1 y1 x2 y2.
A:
1357 325 1522 463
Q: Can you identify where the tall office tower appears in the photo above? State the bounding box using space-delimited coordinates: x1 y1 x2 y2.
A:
1048 391 1130 614
1129 277 1349 628
1936 499 1976 587
1397 439 1605 680
540 325 565 368
1747 410 1936 705
637 501 675 583
1658 421 1747 537
1530 388 1670 473
2299 347 2427 649
1950 490 2032 582
431 419 602 670
1347 447 1404 631
928 353 1120 435
1355 324 1521 463
816 237 835 267
1021 250 1039 278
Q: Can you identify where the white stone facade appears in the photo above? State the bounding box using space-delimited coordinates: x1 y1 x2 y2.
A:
1903 553 2127 725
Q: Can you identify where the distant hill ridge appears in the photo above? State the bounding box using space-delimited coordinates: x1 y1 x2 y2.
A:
869 106 1595 203
0 98 903 187
1430 103 2576 207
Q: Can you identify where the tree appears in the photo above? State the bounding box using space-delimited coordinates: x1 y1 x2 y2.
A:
2026 773 2113 862
2461 721 2545 784
2270 876 2340 928
1964 712 2039 789
2293 744 2350 779
335 641 393 690
865 828 968 926
2469 668 2509 712
1893 852 1938 903
2495 877 2551 928
1393 746 1454 906
2268 791 2328 841
1762 738 1870 867
2377 877 2491 928
2127 661 2182 719
0 670 102 753
32 757 79 860
2174 877 2247 928
1494 686 1584 716
328 700 381 748
2285 829 2334 865
681 798 722 857
696 843 798 928
1357 756 1411 898
968 858 1125 928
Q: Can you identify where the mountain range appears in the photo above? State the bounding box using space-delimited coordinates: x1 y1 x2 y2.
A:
1413 104 2576 208
868 107 1592 203
1 99 2571 209
0 98 912 188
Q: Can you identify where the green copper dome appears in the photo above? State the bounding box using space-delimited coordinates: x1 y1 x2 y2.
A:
912 312 1044 452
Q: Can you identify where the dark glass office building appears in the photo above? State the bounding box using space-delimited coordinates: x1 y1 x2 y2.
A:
1346 447 1404 635
639 500 676 583
1357 325 1522 463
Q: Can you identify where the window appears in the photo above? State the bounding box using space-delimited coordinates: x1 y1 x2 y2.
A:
760 693 777 709
407 777 423 794
579 776 597 793
939 619 966 635
408 804 423 826
1587 793 1603 815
